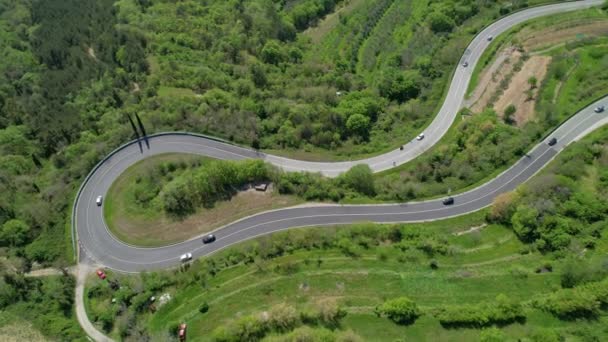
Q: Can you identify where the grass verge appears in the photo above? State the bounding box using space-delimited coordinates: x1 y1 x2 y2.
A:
104 153 302 247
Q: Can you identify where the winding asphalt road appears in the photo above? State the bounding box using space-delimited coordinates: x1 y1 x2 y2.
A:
74 0 606 273
77 97 608 272
72 1 608 340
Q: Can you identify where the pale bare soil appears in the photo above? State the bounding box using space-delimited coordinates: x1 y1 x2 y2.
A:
87 46 97 60
494 55 551 126
470 48 521 113
453 223 487 236
469 48 552 127
469 20 608 125
25 268 71 277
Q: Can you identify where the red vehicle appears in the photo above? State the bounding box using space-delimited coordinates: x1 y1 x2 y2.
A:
178 323 187 341
96 269 106 280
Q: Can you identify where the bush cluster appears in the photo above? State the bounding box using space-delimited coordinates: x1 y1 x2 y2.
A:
375 297 421 325
485 127 608 253
211 301 347 342
436 294 525 328
161 160 271 216
535 279 608 319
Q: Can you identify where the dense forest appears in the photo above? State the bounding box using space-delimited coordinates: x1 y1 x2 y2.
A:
0 0 146 264
0 0 146 337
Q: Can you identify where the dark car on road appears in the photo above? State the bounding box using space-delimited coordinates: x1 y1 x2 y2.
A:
548 137 557 146
595 105 605 113
202 234 216 244
442 197 454 205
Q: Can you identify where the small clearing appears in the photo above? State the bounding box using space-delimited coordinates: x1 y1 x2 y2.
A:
467 48 518 109
453 223 487 236
0 323 49 342
86 46 97 60
304 0 364 43
493 55 551 126
469 48 550 126
25 267 75 277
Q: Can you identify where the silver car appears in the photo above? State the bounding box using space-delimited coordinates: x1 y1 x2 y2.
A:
180 253 193 262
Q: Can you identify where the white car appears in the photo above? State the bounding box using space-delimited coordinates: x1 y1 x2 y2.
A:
96 196 103 206
595 105 605 113
179 253 193 262
416 133 425 141
462 61 468 67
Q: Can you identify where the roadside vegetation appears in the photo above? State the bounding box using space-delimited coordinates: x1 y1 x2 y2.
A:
0 312 51 342
118 0 555 161
87 126 608 341
105 154 301 246
0 0 606 340
0 0 569 275
0 271 84 340
104 8 608 242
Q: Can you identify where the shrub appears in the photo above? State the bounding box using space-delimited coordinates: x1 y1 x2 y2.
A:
277 326 335 342
437 294 524 327
536 279 608 319
538 289 600 319
337 329 363 342
480 327 507 342
315 299 347 327
375 297 421 325
339 164 375 196
268 303 299 332
504 104 516 125
528 329 562 342
560 258 607 288
212 314 268 342
337 238 362 257
199 302 209 314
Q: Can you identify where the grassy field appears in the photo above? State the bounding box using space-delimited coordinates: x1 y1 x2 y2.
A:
104 153 302 246
88 208 608 341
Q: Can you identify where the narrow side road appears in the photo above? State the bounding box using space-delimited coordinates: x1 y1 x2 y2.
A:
76 264 114 342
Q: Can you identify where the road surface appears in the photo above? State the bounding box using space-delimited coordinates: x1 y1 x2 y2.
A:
76 98 608 272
